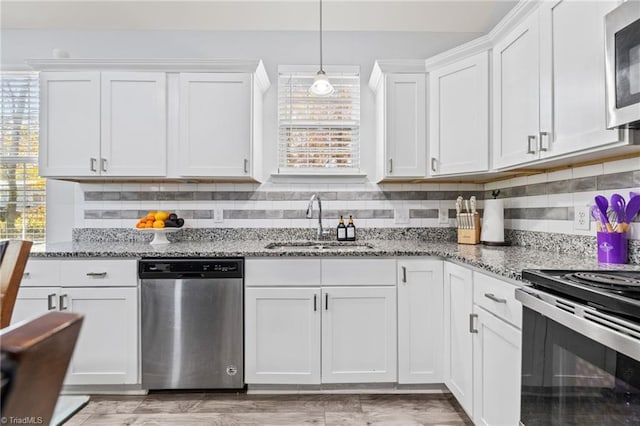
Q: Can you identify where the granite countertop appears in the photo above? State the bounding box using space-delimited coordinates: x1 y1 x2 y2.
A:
30 240 640 281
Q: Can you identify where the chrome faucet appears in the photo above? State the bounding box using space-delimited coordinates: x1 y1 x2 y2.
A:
306 193 328 239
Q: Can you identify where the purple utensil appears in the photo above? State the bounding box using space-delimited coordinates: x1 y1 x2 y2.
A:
610 194 626 232
595 195 613 232
590 205 602 232
626 194 640 227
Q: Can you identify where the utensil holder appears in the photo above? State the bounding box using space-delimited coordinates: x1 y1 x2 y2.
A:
457 213 481 245
597 232 628 264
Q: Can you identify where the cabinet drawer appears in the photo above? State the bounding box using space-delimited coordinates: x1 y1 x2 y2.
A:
60 259 137 287
321 259 397 286
22 259 61 287
245 258 321 287
473 272 522 329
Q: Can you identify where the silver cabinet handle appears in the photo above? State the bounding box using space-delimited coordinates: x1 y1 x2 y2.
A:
23 272 30 278
313 294 317 312
325 293 329 310
47 293 57 310
388 158 393 174
431 157 437 172
402 266 407 283
539 131 549 152
484 293 507 304
59 294 68 311
90 157 97 172
86 272 107 277
244 159 249 174
469 313 478 333
101 158 108 172
527 135 537 154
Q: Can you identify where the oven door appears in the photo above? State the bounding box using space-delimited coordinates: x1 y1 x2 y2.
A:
606 1 640 128
516 288 640 425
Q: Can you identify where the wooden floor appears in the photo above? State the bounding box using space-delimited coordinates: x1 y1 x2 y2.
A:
63 392 474 425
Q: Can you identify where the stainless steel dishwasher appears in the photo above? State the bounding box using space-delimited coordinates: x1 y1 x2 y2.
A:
139 258 244 389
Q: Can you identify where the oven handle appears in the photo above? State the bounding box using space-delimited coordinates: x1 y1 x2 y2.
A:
515 287 640 362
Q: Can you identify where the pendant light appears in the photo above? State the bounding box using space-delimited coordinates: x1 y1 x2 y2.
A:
309 0 334 96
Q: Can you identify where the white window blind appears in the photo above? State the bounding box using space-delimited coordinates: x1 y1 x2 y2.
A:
0 71 45 242
278 68 360 172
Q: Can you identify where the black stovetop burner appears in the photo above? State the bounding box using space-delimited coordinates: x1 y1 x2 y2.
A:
522 269 640 321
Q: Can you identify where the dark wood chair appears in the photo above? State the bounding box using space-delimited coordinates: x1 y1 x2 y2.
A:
0 239 33 328
0 312 83 424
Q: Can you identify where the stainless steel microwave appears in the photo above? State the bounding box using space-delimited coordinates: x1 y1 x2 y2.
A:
606 1 640 128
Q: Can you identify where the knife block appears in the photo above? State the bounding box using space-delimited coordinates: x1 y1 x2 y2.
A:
457 213 481 245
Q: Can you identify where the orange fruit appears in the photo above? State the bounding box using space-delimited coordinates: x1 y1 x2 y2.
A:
144 222 152 228
136 222 145 229
153 220 165 229
146 212 156 220
155 211 169 221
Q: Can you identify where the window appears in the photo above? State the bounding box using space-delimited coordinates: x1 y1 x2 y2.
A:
278 66 360 173
0 72 45 242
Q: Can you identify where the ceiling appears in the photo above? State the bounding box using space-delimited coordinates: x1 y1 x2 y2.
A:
1 1 517 32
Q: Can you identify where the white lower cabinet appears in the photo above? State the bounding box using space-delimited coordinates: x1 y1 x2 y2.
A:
244 258 398 385
245 285 397 385
472 306 521 426
443 262 474 417
321 286 397 383
244 287 321 384
397 259 444 384
12 259 139 386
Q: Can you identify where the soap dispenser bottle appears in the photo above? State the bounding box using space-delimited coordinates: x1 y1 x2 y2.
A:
346 215 356 241
337 216 347 241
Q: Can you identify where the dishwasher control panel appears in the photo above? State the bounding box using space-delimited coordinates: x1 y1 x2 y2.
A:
139 258 244 279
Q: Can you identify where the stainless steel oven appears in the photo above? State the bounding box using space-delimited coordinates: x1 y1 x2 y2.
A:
606 1 640 128
517 270 640 425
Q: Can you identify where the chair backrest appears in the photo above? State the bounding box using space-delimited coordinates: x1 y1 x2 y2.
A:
0 239 33 328
1 312 83 423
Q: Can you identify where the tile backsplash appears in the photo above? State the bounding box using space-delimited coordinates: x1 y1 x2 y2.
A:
73 157 639 240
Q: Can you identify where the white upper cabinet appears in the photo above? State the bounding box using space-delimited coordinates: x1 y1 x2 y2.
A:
492 10 541 170
370 62 426 181
538 0 624 158
31 59 270 180
100 72 166 176
428 51 489 176
178 73 254 178
39 71 166 178
40 72 101 177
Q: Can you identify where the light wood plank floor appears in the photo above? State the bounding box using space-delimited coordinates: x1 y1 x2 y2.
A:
63 393 474 425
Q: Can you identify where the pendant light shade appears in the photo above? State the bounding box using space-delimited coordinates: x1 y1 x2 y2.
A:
310 70 334 96
309 0 334 96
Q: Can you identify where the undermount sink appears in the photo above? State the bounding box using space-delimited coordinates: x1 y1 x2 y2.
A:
265 241 375 250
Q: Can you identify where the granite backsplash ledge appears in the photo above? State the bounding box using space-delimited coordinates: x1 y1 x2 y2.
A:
71 227 639 264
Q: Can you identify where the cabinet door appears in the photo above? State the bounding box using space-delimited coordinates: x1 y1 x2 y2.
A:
397 259 444 384
429 52 489 175
539 0 623 158
63 287 138 385
179 73 252 177
492 11 541 169
101 72 167 176
385 74 426 178
443 262 474 417
245 287 321 384
39 72 100 177
473 307 521 426
11 287 60 325
321 286 397 383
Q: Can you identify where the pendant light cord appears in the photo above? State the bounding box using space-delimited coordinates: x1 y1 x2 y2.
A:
319 0 324 73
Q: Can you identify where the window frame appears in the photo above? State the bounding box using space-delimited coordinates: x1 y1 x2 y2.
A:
276 65 361 176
